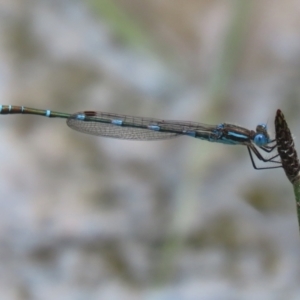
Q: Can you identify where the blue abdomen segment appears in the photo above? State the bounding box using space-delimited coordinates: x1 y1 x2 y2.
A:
112 119 123 126
147 125 160 131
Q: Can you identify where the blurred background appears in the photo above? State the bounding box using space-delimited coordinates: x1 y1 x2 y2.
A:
1 0 300 299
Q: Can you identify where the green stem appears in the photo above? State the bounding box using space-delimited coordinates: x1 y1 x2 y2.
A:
293 179 300 233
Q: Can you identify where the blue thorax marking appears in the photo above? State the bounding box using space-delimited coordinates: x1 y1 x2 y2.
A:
217 137 244 145
227 131 248 140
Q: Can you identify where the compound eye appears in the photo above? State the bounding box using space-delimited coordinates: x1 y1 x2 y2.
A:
254 133 268 146
256 123 267 132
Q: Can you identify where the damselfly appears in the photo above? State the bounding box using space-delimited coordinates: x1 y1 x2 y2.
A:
275 109 300 183
0 105 280 169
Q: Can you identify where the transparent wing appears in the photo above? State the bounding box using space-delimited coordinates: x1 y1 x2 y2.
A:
67 111 217 140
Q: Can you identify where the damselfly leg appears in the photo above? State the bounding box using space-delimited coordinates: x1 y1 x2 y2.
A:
247 142 282 170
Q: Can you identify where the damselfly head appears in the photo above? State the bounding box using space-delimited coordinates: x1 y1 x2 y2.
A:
256 123 270 143
253 123 270 146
